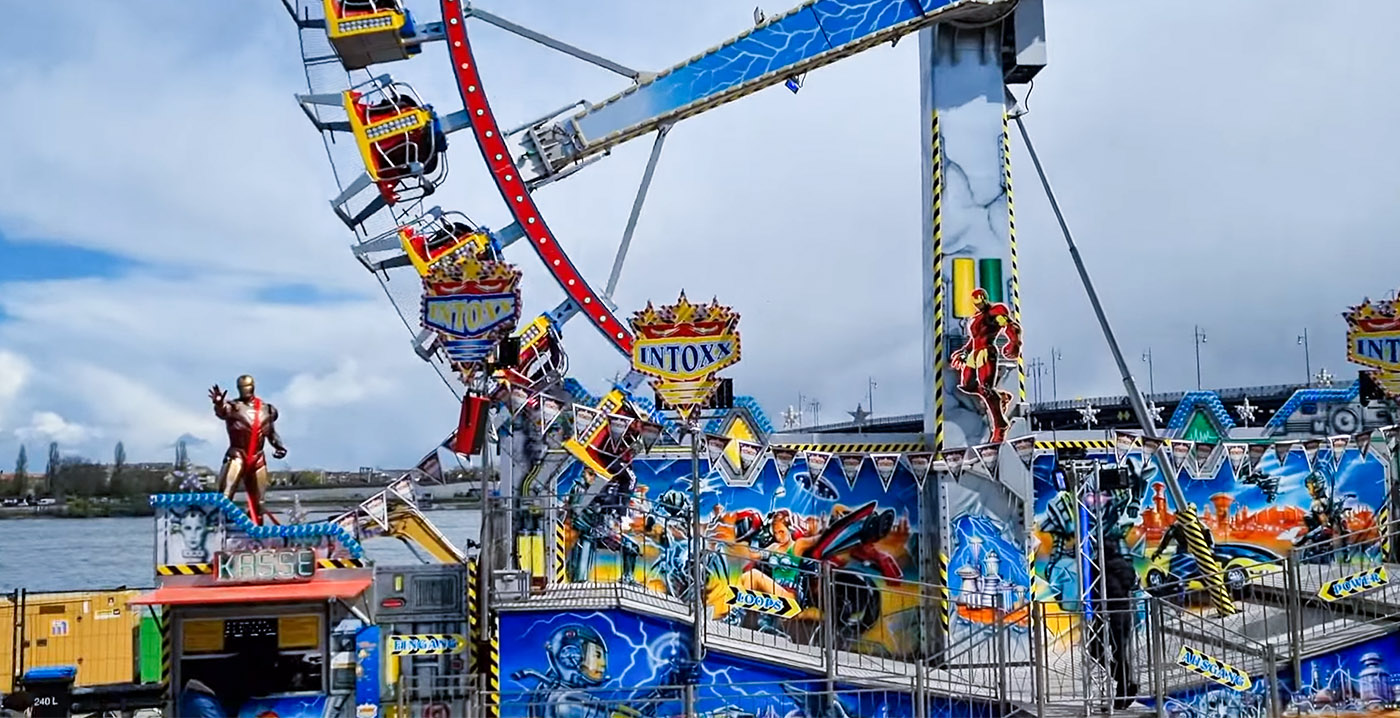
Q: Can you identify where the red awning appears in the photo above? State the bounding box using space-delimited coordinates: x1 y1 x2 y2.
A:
131 577 371 606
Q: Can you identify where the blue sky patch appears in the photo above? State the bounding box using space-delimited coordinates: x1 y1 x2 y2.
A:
0 232 135 282
253 283 363 305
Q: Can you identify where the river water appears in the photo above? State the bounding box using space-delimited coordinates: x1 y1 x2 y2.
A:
0 509 482 593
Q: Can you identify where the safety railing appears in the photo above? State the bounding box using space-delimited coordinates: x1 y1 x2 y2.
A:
1279 518 1400 686
393 672 481 718
480 492 1400 715
491 676 1003 718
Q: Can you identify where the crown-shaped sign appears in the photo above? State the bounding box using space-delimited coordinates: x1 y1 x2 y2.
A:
1345 296 1400 333
631 291 739 339
426 255 522 296
629 291 740 419
419 254 523 376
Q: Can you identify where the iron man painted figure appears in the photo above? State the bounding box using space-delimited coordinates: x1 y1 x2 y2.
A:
950 288 1022 442
209 375 286 525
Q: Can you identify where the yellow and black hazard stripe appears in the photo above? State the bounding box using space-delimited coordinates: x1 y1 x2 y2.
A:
488 625 501 718
1176 504 1236 615
1034 439 1114 450
781 442 926 454
938 552 951 631
156 609 171 685
932 111 946 452
553 515 567 584
317 557 367 569
157 564 212 576
1381 503 1391 556
1002 113 1025 405
467 559 478 673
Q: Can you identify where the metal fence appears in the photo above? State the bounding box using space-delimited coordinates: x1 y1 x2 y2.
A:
478 491 1400 716
2 588 157 693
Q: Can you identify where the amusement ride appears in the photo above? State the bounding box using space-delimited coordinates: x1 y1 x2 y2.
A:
3 2 1399 718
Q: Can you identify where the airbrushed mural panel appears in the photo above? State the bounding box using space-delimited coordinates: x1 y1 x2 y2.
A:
1030 444 1392 609
1164 631 1400 716
498 609 1000 717
554 452 923 658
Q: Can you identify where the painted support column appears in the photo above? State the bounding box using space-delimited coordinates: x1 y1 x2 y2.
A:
920 24 1025 450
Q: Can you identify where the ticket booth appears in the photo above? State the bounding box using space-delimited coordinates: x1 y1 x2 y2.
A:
138 495 377 718
133 549 373 718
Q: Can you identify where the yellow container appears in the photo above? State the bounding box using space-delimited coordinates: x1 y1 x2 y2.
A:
951 257 977 317
0 590 143 691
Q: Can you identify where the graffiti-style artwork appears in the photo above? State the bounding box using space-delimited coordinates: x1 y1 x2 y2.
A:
498 610 996 718
948 287 1023 444
1165 632 1400 716
555 451 922 657
1030 444 1393 609
943 443 1034 652
947 513 1031 633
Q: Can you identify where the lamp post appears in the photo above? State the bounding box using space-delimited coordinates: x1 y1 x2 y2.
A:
1141 348 1155 397
1051 347 1063 401
1193 326 1208 390
1028 357 1046 403
1298 329 1312 386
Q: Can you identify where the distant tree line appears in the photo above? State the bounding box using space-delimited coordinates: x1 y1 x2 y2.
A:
3 440 186 500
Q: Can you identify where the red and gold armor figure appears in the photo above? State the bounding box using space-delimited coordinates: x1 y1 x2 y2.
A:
209 375 286 525
950 288 1022 442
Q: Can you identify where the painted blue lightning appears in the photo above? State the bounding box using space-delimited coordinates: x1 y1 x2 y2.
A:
564 0 1006 155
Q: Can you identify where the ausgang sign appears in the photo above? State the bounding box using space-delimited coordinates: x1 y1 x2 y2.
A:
629 292 740 418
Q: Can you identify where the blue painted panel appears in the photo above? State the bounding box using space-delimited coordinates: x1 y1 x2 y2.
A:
573 0 956 143
498 609 998 716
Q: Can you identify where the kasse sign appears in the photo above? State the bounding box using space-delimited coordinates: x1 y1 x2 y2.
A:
632 336 739 382
422 293 517 338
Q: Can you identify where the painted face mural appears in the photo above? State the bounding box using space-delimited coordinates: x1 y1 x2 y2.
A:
498 610 998 718
555 451 922 659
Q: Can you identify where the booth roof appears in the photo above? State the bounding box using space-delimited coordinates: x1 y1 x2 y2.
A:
131 577 371 605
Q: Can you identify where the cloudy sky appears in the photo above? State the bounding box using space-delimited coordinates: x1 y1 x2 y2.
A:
0 1 1395 470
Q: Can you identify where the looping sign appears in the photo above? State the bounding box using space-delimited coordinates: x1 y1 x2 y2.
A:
629 291 740 418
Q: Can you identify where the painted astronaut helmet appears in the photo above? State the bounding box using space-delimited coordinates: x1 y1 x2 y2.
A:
655 489 691 519
546 624 608 686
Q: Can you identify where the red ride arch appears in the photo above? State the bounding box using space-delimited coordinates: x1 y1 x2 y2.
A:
439 0 636 355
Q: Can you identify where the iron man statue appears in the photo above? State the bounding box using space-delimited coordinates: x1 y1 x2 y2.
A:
209 375 286 525
950 288 1022 443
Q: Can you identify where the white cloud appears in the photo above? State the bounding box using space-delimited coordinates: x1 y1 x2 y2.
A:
0 0 1397 469
0 350 29 420
14 411 96 445
0 273 455 468
282 359 394 410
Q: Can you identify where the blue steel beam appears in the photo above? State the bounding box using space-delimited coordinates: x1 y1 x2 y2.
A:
555 0 1012 163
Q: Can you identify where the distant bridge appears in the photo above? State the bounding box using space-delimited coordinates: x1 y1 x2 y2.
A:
800 382 1327 434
